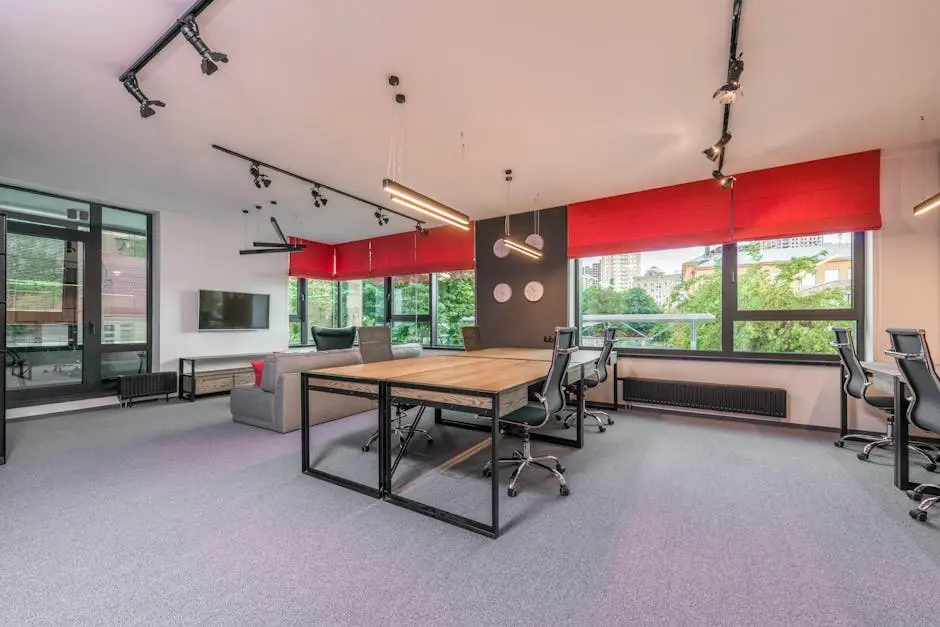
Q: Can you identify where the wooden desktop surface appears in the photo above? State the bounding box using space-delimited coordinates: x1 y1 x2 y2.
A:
387 358 551 392
306 355 471 381
455 347 599 365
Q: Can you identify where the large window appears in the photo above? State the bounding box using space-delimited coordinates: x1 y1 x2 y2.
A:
3 186 153 406
577 233 863 360
434 270 476 347
290 271 475 348
288 277 339 346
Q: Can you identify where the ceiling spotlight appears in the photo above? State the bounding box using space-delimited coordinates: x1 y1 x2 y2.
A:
712 170 736 189
311 184 328 208
374 210 390 226
178 16 228 76
249 163 271 188
122 72 165 119
713 54 744 104
415 224 429 236
703 132 732 162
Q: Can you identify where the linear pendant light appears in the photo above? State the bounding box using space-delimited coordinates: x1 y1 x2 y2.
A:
383 179 471 230
502 236 542 259
914 192 940 216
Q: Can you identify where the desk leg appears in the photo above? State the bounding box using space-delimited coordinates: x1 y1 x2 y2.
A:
839 364 848 439
301 373 310 475
491 395 500 538
577 365 585 449
434 407 442 425
894 378 911 491
380 382 391 497
178 358 184 401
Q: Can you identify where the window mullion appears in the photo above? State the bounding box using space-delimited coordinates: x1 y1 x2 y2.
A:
721 243 736 356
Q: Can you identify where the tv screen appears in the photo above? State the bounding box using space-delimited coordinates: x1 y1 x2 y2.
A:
198 290 270 331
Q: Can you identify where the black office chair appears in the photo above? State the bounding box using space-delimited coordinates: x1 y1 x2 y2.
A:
482 327 576 497
358 326 430 453
885 328 940 522
563 326 617 433
831 327 937 470
311 326 356 351
461 326 484 351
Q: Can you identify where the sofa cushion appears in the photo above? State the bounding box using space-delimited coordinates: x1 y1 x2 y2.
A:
260 347 362 392
230 385 275 422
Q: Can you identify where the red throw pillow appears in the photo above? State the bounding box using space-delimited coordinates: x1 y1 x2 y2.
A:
251 360 264 387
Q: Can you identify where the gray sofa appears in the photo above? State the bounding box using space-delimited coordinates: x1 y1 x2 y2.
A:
230 344 422 433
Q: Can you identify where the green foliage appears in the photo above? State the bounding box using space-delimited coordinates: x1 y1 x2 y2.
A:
582 247 849 354
436 274 475 346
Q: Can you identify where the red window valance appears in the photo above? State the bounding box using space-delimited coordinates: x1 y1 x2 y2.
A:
333 225 474 280
567 150 882 258
732 150 882 241
287 237 334 279
334 239 373 280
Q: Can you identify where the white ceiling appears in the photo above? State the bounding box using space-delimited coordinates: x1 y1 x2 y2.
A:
1 0 939 243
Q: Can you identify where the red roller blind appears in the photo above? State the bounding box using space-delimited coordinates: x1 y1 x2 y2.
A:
414 225 475 272
287 237 334 279
334 239 372 280
567 180 732 258
567 150 882 258
732 150 882 241
370 231 418 277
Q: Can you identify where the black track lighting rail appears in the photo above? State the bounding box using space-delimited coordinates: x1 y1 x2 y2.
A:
211 144 424 226
716 0 744 173
118 0 220 82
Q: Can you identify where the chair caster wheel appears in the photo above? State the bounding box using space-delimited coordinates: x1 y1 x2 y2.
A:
907 490 923 501
926 463 937 473
562 423 570 430
910 509 928 522
833 441 845 448
598 426 606 433
361 445 370 452
607 418 615 425
507 487 518 498
482 467 492 478
559 485 570 496
555 464 566 474
426 438 434 447
857 452 869 461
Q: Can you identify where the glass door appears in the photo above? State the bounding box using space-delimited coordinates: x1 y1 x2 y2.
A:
6 230 87 397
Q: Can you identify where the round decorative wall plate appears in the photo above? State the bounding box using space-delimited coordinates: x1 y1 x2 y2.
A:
524 280 544 302
524 233 545 250
493 283 512 303
493 239 509 258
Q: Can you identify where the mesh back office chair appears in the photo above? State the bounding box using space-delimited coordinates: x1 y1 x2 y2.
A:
311 326 356 351
563 327 617 432
885 328 940 521
357 326 431 453
831 327 937 469
482 327 577 497
461 326 484 351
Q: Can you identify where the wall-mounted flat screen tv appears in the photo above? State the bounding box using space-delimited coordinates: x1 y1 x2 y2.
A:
198 290 270 331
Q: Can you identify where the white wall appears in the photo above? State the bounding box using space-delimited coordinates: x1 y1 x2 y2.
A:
154 210 289 371
588 145 940 431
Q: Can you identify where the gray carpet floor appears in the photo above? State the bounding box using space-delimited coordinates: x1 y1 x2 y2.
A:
2 398 939 626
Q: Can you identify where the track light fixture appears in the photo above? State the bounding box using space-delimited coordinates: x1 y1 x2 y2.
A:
712 170 736 189
179 16 228 76
415 224 429 237
374 210 390 226
703 133 732 162
714 53 744 104
122 73 165 119
249 163 271 188
311 184 328 208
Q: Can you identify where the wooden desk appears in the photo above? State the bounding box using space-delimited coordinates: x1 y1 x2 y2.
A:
301 353 587 537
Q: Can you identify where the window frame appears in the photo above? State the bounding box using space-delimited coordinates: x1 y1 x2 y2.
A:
2 183 154 408
291 271 476 350
574 232 866 364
